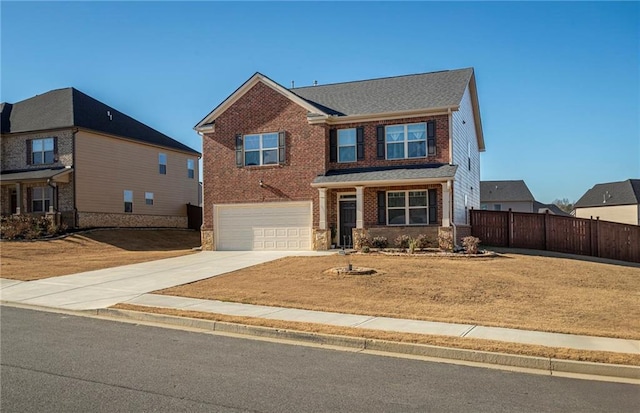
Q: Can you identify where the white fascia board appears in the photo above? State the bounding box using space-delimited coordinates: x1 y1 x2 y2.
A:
311 177 451 189
307 106 458 125
195 73 329 131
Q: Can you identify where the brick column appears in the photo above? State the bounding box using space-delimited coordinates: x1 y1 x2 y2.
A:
318 187 327 230
356 186 364 229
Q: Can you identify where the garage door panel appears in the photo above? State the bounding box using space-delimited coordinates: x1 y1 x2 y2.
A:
216 202 312 251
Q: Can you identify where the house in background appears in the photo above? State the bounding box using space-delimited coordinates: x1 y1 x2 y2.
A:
195 68 485 251
1 88 200 228
480 180 570 216
574 179 640 225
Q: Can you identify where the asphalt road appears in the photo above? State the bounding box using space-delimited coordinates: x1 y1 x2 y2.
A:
1 306 638 413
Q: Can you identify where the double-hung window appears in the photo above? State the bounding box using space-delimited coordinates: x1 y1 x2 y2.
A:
387 191 428 225
244 133 279 166
386 123 426 160
31 138 55 165
145 192 154 205
124 190 133 213
337 129 356 163
187 159 195 179
31 187 51 213
159 153 167 174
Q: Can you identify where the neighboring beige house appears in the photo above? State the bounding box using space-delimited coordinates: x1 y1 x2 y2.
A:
1 88 200 228
574 179 640 225
480 180 570 215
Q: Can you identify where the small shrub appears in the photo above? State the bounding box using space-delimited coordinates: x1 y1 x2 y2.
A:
361 245 371 253
371 236 388 249
416 233 435 249
438 229 454 251
408 237 419 254
359 234 372 248
395 234 411 249
0 215 67 240
462 236 481 254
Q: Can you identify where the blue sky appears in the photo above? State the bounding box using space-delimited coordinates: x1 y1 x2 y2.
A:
2 1 638 203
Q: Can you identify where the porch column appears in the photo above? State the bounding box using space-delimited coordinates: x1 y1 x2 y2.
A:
318 188 327 230
355 186 364 229
441 181 451 227
15 183 21 215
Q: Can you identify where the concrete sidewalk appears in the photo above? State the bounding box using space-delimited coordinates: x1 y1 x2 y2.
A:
123 293 640 355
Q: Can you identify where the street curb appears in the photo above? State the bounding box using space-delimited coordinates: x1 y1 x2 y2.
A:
94 308 640 381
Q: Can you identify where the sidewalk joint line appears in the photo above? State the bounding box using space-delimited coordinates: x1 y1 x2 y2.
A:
461 325 477 337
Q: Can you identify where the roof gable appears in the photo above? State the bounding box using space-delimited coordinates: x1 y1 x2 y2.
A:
194 73 328 130
1 88 199 155
480 180 535 202
575 179 640 208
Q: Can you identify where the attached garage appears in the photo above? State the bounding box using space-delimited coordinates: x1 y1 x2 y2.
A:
214 201 312 250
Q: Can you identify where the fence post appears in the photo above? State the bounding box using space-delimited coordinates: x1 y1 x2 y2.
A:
508 208 513 248
595 216 600 258
543 211 550 251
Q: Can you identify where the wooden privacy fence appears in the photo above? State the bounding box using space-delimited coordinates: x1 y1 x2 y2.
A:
470 209 640 263
186 203 202 230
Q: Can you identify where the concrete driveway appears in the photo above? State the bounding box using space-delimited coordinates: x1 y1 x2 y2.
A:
0 251 332 311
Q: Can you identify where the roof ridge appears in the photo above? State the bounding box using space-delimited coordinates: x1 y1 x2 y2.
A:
290 67 473 91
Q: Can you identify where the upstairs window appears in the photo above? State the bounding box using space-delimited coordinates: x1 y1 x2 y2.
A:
236 132 286 167
31 187 51 212
30 138 55 165
386 123 426 160
124 190 133 213
187 159 195 179
159 153 167 174
337 129 356 163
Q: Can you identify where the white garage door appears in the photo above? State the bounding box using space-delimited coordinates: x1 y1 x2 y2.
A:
215 201 312 251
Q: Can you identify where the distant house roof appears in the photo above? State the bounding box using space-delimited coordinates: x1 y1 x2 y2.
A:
480 180 535 203
1 88 199 155
574 179 640 208
533 201 572 216
292 68 474 116
312 164 457 187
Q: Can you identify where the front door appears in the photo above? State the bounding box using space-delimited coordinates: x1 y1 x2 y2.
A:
339 200 356 247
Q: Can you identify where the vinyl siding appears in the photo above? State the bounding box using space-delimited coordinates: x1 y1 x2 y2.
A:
451 85 481 224
75 130 199 216
574 204 639 225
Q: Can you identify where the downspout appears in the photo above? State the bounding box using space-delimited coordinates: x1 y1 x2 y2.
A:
72 128 78 227
448 109 457 245
46 179 57 212
448 108 453 164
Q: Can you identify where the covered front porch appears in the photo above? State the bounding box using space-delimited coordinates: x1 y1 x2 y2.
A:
311 164 457 249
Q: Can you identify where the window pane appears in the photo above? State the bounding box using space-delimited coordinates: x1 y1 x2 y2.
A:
338 146 356 162
187 159 194 169
32 152 43 165
43 138 54 151
387 192 405 208
387 143 404 159
44 200 51 211
338 129 356 145
244 135 260 150
262 149 277 165
409 191 427 206
245 151 260 166
159 164 167 174
33 187 43 199
33 200 43 212
388 209 406 225
409 208 427 224
408 141 426 158
44 150 55 164
386 125 404 142
188 170 195 179
407 123 426 140
159 153 167 164
124 190 133 202
32 140 43 152
124 202 133 213
262 133 278 148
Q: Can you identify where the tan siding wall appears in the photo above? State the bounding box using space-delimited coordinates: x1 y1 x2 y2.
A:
575 205 639 225
75 131 199 216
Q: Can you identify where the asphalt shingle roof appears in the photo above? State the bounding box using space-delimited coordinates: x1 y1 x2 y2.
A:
574 179 640 208
1 88 199 155
480 180 535 203
313 164 457 185
291 68 474 116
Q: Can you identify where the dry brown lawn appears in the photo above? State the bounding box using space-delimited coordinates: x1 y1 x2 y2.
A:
1 229 201 280
159 252 640 341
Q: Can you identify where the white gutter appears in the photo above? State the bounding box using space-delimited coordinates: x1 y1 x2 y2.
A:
311 176 453 189
308 106 459 125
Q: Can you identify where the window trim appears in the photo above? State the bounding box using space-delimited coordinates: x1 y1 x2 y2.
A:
337 128 357 163
31 137 55 165
243 132 279 167
385 122 427 160
124 190 133 213
159 153 167 175
187 159 195 179
386 190 429 226
31 186 51 213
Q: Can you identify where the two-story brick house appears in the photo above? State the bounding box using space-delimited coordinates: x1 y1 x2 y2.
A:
195 68 485 250
1 87 200 228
